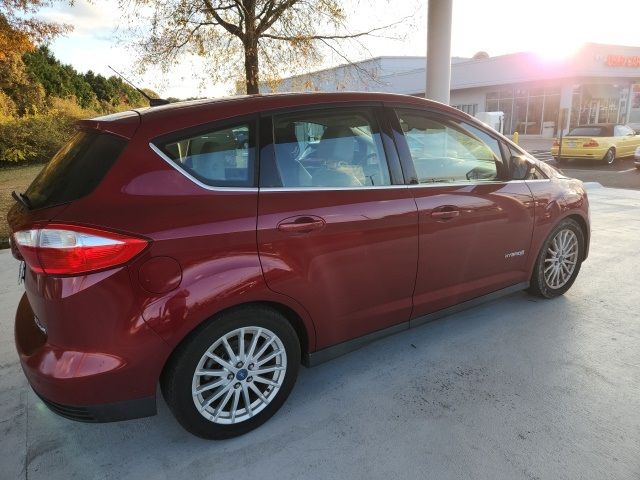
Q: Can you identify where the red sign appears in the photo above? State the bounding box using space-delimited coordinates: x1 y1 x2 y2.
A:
606 55 640 68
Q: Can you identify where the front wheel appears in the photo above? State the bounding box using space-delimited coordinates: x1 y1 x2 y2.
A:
527 218 585 298
603 148 615 165
161 306 300 439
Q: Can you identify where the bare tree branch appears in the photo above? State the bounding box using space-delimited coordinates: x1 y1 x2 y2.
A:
257 0 300 34
118 0 412 94
261 17 409 42
202 0 244 37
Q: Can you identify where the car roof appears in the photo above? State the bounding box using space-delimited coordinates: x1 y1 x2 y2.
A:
83 92 472 139
137 92 455 116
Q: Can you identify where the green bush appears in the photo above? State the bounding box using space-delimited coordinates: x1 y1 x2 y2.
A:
0 97 98 166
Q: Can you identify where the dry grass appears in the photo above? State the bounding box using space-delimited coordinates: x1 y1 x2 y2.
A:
0 164 43 248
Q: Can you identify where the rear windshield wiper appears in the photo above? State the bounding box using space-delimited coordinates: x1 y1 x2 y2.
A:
12 191 32 209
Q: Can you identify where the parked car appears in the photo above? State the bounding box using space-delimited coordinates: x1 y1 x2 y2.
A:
634 145 640 170
9 92 590 439
551 123 640 165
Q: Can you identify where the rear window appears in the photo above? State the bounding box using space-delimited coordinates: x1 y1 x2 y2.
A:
568 126 610 137
24 131 126 210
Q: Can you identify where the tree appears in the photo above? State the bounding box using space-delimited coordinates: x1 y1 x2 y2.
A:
0 53 46 114
0 1 72 60
120 0 406 94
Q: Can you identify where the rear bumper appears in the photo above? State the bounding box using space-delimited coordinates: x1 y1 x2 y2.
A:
15 269 169 421
551 147 608 160
34 389 155 423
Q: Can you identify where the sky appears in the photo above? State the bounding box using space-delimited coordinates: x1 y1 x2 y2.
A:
39 0 640 99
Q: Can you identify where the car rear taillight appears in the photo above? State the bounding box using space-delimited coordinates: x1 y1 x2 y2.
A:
12 224 148 275
583 139 599 147
552 139 560 147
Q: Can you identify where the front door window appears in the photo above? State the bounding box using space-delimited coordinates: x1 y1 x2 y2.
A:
395 109 504 184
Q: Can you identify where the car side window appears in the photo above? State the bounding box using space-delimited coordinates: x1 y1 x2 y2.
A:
158 123 255 187
614 125 635 136
271 109 392 188
395 109 502 184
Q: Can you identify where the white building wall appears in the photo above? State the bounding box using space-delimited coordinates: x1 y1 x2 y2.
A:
258 43 640 131
260 56 471 95
450 87 488 112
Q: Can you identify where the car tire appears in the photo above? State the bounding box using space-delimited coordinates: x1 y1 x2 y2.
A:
556 157 567 165
603 148 615 165
161 305 300 439
527 218 585 299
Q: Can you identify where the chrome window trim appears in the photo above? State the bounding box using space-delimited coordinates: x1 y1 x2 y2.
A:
150 142 551 192
524 179 552 183
408 180 505 188
148 143 259 192
260 185 410 192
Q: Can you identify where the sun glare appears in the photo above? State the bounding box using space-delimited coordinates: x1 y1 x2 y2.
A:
533 39 584 61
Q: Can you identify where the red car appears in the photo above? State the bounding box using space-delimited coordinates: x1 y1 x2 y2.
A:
9 93 590 439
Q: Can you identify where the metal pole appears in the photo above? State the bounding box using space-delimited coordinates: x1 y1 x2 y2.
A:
426 0 453 104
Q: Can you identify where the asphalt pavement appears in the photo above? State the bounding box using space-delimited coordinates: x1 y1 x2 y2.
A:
1 184 639 480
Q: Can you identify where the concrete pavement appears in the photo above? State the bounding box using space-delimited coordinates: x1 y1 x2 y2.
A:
1 184 639 480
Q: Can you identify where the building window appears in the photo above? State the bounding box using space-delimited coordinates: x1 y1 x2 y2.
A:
485 85 561 135
453 104 478 116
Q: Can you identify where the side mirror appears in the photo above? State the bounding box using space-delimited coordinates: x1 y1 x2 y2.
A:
510 154 534 180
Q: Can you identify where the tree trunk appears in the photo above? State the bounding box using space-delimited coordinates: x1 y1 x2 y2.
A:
242 1 259 94
244 41 260 94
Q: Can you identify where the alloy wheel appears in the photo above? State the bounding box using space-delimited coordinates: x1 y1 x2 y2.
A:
191 327 287 425
543 229 579 289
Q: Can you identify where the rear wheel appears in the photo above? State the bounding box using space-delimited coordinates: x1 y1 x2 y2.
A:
603 148 615 165
527 218 585 298
161 306 300 439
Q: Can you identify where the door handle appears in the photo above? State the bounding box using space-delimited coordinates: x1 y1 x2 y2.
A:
277 216 326 234
431 208 460 221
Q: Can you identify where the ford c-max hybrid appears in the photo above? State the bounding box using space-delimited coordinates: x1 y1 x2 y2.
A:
9 93 590 439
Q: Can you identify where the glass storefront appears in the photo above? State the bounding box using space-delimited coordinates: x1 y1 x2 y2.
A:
486 83 634 135
486 85 560 135
630 84 640 123
575 84 625 125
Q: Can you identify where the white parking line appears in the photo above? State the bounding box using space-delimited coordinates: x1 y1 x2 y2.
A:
618 168 637 173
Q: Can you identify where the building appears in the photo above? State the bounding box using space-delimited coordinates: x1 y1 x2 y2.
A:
260 43 640 136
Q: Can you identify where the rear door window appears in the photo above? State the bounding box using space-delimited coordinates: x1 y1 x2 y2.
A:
157 123 255 188
268 109 392 188
25 131 127 210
